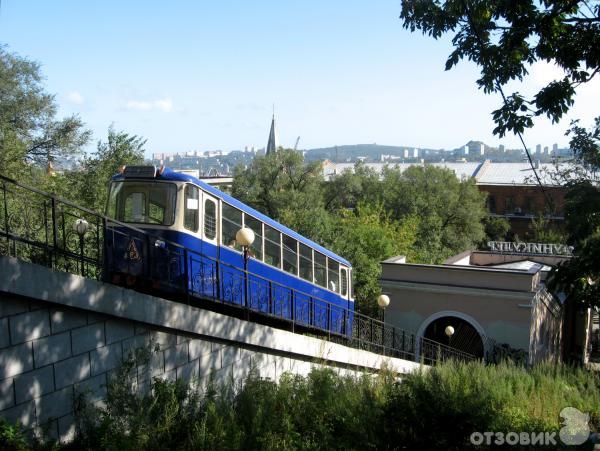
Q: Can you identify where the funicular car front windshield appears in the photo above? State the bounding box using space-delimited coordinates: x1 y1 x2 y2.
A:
107 181 177 226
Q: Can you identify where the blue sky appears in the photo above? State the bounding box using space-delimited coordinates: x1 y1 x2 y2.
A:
1 0 597 156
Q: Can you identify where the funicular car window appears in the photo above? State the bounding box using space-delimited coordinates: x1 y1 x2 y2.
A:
340 267 348 297
244 215 263 260
264 225 281 268
299 243 313 282
282 235 298 275
184 184 199 232
108 181 177 225
222 203 242 251
328 258 340 293
314 251 327 287
204 199 216 240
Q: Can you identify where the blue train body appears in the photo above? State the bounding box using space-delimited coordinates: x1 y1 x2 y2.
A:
103 166 354 336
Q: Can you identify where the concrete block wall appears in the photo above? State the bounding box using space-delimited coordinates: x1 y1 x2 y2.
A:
0 256 420 443
0 293 356 442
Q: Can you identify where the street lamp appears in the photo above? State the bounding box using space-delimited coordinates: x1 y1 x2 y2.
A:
377 294 390 321
445 325 455 346
73 219 89 276
236 227 255 308
377 294 390 354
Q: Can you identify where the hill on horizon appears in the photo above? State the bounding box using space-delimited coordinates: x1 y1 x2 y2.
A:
304 143 447 161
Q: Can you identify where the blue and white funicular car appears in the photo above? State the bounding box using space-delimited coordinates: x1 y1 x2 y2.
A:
104 166 354 336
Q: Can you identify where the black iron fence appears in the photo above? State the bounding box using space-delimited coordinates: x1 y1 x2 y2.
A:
591 311 600 361
0 174 476 365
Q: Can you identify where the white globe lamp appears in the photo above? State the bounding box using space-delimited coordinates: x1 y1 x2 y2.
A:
236 227 255 247
73 218 89 236
377 294 390 309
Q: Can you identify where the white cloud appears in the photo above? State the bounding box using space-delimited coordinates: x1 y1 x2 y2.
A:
126 97 173 113
67 91 85 105
126 100 153 111
155 98 173 113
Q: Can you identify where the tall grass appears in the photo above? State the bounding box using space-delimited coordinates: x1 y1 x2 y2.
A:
4 359 600 450
388 361 600 449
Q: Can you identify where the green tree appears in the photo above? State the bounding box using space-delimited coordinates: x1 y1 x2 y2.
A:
0 47 90 177
400 0 600 138
530 215 567 244
400 1 600 313
381 165 487 262
549 119 600 309
231 152 420 313
323 162 382 212
44 126 146 213
483 215 510 242
329 204 419 315
75 126 146 213
232 152 488 311
231 148 329 240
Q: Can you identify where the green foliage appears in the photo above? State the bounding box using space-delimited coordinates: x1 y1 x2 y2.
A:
549 118 600 311
232 152 488 311
232 148 332 243
0 419 29 451
388 360 600 449
530 215 567 244
380 165 487 262
75 126 146 213
328 204 419 315
400 0 600 138
483 215 510 242
232 148 324 220
400 0 600 316
0 46 90 177
326 164 488 263
7 358 599 450
487 343 529 366
323 162 381 212
37 126 146 214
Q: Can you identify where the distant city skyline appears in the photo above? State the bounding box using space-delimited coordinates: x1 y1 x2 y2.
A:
1 1 597 157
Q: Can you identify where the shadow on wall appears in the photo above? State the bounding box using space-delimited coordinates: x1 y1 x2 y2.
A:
0 256 285 442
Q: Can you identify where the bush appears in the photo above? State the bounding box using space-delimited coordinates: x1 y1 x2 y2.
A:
5 359 600 450
386 361 600 449
0 419 29 451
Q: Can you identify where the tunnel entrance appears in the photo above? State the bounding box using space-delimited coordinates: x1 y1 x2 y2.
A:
423 316 485 358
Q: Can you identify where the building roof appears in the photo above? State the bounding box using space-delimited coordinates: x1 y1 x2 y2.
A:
489 260 552 272
323 161 482 181
323 160 570 186
474 161 564 186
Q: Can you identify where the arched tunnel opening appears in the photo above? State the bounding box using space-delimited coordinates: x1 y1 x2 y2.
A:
423 316 485 358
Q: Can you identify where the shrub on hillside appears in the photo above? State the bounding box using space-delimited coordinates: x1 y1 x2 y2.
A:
5 358 600 450
386 361 600 449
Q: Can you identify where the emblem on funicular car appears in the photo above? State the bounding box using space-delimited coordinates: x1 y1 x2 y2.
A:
126 239 142 262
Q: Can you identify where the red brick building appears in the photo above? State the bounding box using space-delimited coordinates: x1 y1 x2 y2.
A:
473 161 567 239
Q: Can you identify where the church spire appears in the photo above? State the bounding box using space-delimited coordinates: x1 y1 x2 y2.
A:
266 108 278 155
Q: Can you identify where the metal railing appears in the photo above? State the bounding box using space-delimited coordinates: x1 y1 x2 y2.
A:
0 174 476 365
591 310 600 361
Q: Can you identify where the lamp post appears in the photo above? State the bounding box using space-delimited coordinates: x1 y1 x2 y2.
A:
445 325 455 346
236 227 255 309
377 294 390 354
377 294 390 322
73 218 89 276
